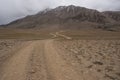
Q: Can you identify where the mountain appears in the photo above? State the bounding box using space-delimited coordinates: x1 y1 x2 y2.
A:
103 11 120 21
3 5 120 31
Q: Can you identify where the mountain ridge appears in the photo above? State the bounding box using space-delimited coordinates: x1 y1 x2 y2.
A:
2 5 120 31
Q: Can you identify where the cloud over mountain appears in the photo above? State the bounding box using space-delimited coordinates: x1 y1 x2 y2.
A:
0 0 120 25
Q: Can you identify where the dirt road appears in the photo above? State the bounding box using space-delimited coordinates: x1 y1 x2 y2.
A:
0 40 81 80
50 31 72 39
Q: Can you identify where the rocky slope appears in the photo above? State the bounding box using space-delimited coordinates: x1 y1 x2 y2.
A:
3 5 120 30
103 11 120 21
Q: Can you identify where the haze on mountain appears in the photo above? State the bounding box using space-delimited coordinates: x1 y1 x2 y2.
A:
1 5 119 32
0 0 120 25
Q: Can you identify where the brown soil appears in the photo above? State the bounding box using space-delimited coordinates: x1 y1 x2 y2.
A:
0 31 119 80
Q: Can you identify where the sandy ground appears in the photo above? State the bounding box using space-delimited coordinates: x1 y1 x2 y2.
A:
54 40 120 80
0 39 82 80
0 32 120 80
0 40 25 64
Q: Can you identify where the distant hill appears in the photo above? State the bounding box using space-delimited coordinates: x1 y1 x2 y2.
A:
3 5 120 31
103 11 120 21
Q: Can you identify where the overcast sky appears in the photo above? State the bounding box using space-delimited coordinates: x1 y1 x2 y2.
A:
0 0 120 25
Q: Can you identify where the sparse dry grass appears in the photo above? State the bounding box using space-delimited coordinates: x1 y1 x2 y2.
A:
54 40 120 80
0 28 120 40
0 28 120 80
0 40 24 63
0 29 52 39
61 29 120 40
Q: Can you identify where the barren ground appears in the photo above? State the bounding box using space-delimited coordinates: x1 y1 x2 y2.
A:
0 29 120 80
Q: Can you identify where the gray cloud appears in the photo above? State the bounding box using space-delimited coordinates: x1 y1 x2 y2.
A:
0 0 120 25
